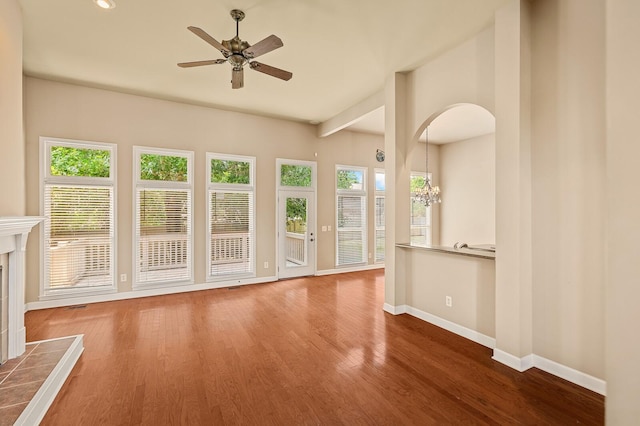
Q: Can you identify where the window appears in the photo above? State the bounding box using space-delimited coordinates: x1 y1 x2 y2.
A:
410 172 432 246
336 165 367 266
280 164 313 187
374 169 385 263
134 147 193 287
41 137 116 297
207 153 255 280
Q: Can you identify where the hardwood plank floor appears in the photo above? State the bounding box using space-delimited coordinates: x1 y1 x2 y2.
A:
25 270 604 425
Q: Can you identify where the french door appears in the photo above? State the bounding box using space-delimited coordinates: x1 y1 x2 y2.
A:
276 159 316 279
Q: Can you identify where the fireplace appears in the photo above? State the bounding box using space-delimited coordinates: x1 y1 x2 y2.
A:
0 217 43 362
1 263 6 364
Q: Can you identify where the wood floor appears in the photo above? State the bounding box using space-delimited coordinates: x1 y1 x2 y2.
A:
25 270 604 425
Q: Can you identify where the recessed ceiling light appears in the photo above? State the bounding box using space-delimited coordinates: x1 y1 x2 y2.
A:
94 0 116 10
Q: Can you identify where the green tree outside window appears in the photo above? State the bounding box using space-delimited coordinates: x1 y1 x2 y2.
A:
211 159 250 184
50 146 110 177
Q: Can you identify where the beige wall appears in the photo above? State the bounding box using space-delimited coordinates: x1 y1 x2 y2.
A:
494 0 534 363
23 77 383 303
395 0 606 385
606 0 640 422
404 248 495 338
315 130 385 269
0 0 25 216
385 28 495 309
439 134 495 246
530 0 605 379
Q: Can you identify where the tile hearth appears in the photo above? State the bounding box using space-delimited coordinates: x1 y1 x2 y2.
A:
0 336 82 425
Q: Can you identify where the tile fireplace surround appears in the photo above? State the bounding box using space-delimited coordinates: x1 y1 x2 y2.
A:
0 217 43 363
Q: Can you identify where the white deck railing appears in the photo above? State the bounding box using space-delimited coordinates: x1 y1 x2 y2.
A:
49 236 111 287
139 234 188 272
285 232 306 265
49 232 260 287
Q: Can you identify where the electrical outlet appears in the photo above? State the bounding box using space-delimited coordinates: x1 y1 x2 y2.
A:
368 252 372 259
263 261 269 269
328 225 332 231
445 296 452 307
120 274 127 282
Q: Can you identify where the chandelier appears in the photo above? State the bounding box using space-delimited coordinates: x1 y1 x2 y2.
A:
413 127 441 207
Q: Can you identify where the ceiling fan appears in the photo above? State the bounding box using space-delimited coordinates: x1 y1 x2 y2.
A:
178 9 292 89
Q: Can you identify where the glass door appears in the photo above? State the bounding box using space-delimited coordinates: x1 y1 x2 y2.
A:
276 159 317 279
278 191 315 278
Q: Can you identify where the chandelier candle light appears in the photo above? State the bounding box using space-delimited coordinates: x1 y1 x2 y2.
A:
413 127 442 207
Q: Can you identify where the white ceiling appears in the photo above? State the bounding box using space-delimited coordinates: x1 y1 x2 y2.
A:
19 0 508 128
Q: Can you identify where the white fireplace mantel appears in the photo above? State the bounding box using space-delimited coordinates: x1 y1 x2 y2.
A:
0 216 44 360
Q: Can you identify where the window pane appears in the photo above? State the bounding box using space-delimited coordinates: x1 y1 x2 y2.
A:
137 189 191 284
337 230 364 264
209 191 253 276
375 171 385 191
140 154 188 182
337 169 363 190
410 173 431 246
45 185 114 289
337 194 365 265
50 146 110 178
375 197 385 228
210 159 251 184
410 175 426 192
375 195 385 263
375 230 385 262
338 196 364 228
281 165 312 187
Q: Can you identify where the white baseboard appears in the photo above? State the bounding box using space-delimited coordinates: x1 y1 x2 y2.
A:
532 354 606 395
492 349 606 395
382 303 495 349
26 276 277 311
15 335 84 425
315 263 384 276
492 348 534 372
383 303 407 315
405 305 496 349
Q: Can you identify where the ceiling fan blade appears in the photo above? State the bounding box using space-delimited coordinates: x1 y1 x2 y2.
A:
249 61 293 81
187 26 230 56
232 68 244 89
242 35 283 59
177 59 227 68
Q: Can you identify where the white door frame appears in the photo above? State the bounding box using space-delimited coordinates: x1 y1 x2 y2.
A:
275 159 317 279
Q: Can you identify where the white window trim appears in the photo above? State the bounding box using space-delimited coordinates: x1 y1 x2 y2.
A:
133 146 194 290
410 171 432 247
206 152 256 281
374 168 385 264
39 136 117 300
335 164 368 267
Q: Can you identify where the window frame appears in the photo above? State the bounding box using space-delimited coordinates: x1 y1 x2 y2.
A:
39 136 117 299
133 146 194 289
335 165 368 267
206 152 256 281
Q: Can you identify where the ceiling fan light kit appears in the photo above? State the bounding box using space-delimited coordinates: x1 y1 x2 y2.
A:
178 9 292 89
